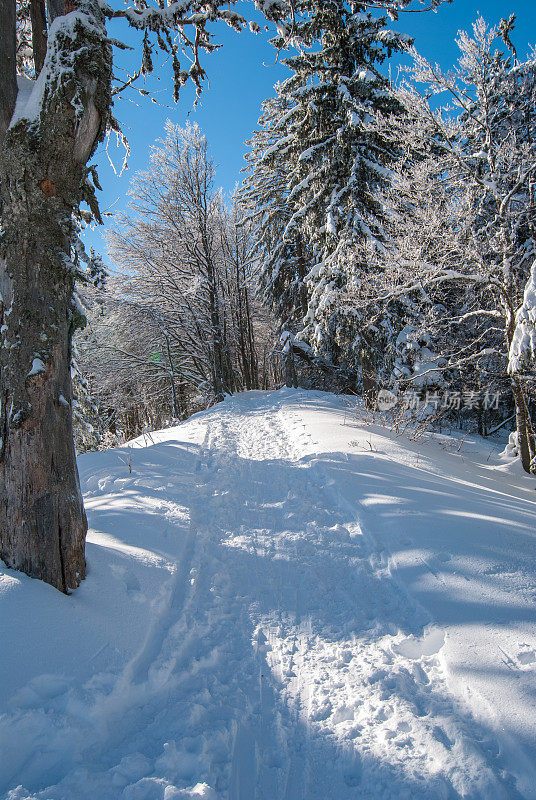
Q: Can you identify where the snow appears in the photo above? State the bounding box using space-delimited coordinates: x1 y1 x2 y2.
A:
326 210 337 236
10 19 74 128
509 259 536 374
27 358 45 377
9 77 35 128
280 330 293 354
9 11 105 130
1 389 536 799
357 69 376 84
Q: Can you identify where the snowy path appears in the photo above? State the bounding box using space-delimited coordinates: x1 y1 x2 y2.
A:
1 389 536 799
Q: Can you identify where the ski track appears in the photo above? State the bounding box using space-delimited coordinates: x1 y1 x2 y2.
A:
1 391 531 799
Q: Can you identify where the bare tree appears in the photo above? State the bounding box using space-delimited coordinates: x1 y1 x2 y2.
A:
95 124 273 430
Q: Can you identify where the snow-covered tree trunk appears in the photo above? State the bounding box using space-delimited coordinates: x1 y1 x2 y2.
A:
508 261 536 472
506 301 536 473
509 378 534 472
0 1 112 591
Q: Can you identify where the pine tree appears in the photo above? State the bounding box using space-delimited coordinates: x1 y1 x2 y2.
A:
242 94 311 333
243 0 410 385
509 261 536 377
71 356 103 453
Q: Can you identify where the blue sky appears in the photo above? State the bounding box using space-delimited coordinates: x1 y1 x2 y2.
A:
84 0 536 258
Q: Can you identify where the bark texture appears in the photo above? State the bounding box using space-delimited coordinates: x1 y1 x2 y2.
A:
511 376 536 473
30 0 48 74
0 2 112 591
0 0 17 142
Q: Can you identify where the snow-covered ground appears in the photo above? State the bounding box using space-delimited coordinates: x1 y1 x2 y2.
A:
1 389 536 800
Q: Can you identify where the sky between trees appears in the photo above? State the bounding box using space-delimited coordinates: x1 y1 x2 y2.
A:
82 0 536 259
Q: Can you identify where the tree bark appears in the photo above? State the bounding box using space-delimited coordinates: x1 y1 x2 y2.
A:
0 138 89 591
511 376 536 473
47 0 66 22
284 346 298 388
0 0 17 143
164 334 179 417
30 0 48 75
242 279 258 389
206 262 225 403
360 346 376 409
0 1 112 591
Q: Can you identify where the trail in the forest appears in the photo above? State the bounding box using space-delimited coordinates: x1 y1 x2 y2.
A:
2 389 536 800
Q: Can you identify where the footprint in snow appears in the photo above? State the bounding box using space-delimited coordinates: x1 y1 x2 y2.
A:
97 475 113 491
109 564 143 597
11 674 71 709
124 570 142 595
432 725 454 751
517 647 536 666
392 627 445 660
410 661 430 685
342 747 362 787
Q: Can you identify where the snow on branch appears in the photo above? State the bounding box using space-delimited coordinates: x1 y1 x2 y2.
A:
509 261 536 375
355 0 449 18
10 3 109 130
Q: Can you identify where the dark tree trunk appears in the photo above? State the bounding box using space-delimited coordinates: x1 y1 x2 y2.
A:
206 264 225 403
0 0 17 143
284 348 298 388
0 141 89 592
0 1 112 591
30 0 48 74
47 0 66 21
234 260 249 389
164 334 179 417
511 376 536 473
360 347 376 409
242 281 258 389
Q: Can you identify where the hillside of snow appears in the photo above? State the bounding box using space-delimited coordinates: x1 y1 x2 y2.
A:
1 389 536 800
